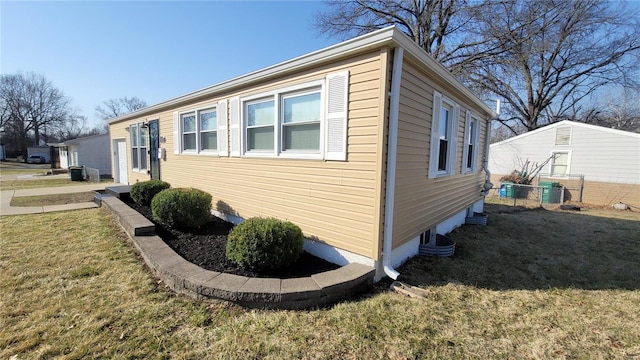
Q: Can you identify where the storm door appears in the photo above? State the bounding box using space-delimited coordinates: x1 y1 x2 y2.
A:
148 119 160 180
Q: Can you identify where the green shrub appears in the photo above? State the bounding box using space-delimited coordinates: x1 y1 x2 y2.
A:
151 188 212 229
130 180 171 205
226 217 304 272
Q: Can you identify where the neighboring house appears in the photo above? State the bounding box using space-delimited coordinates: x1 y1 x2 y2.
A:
27 146 51 163
489 120 640 206
55 134 111 177
108 26 494 280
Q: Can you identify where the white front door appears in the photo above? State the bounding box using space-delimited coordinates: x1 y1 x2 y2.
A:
115 140 128 184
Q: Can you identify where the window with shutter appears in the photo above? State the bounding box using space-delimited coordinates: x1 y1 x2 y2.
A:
173 106 220 156
130 122 148 172
238 76 334 160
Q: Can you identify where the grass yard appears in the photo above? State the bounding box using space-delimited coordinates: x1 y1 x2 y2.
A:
0 164 48 178
1 206 639 359
9 191 97 207
0 178 76 190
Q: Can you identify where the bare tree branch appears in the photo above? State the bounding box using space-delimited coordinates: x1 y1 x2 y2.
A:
95 96 147 121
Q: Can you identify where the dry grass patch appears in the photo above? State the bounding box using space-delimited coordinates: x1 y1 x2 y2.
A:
1 206 639 359
10 191 96 207
0 178 75 190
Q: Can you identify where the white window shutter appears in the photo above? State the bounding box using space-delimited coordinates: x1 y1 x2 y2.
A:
217 100 228 157
428 91 442 178
173 111 180 154
229 97 241 157
450 103 460 174
325 71 349 161
462 110 471 173
472 117 480 171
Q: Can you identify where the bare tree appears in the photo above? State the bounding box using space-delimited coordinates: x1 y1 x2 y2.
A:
316 0 640 136
465 0 640 133
0 72 72 155
315 0 506 74
95 96 147 121
579 90 640 133
53 113 103 141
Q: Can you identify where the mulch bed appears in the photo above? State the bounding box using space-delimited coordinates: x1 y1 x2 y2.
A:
125 200 340 279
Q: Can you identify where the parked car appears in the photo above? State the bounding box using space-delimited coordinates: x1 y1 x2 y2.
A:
26 155 45 164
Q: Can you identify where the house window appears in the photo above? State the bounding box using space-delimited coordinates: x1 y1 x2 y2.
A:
130 123 148 171
438 105 451 171
199 109 217 151
242 82 323 158
182 112 196 151
428 91 459 178
282 90 321 151
550 151 570 176
177 107 218 154
462 112 479 173
246 99 275 151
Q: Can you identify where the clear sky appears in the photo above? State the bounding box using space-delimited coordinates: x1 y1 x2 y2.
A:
1 1 336 128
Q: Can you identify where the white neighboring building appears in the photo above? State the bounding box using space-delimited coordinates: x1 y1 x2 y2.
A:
27 146 51 162
57 134 111 177
489 120 640 206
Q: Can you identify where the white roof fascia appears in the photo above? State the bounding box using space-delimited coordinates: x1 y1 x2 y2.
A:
109 25 495 124
564 120 640 138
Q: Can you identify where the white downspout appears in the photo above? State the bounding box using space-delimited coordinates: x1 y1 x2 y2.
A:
382 47 404 280
481 100 500 196
480 118 493 196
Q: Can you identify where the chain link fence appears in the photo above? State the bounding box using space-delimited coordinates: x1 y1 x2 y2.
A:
488 173 585 207
488 183 563 207
536 174 585 203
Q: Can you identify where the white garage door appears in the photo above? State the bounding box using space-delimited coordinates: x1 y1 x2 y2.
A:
116 140 128 184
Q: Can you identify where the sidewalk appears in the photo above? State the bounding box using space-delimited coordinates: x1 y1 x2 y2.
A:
0 182 118 216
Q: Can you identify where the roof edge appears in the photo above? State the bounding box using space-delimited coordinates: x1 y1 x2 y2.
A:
490 120 640 147
109 25 495 124
109 26 398 124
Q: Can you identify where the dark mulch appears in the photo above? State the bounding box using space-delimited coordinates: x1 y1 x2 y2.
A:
126 200 340 278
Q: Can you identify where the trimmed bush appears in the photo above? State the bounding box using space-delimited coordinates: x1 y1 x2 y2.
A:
226 217 304 272
151 188 212 229
130 180 171 205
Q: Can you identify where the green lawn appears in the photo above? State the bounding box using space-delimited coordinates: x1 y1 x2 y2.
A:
1 206 639 359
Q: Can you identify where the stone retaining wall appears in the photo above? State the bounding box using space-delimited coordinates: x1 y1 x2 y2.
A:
101 196 375 309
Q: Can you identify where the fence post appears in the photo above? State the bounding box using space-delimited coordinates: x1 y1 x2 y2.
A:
579 176 584 203
539 186 543 206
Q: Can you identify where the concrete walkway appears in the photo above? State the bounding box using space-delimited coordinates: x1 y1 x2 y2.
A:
0 182 120 216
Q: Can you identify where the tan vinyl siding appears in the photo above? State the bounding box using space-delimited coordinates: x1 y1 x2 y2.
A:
391 60 487 248
112 50 386 259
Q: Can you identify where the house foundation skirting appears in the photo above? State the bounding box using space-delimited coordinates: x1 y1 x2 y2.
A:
375 198 485 280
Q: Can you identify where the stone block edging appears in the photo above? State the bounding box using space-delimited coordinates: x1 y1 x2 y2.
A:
101 196 375 309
